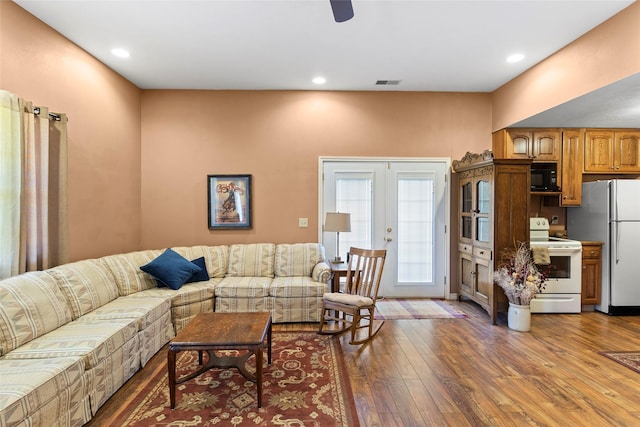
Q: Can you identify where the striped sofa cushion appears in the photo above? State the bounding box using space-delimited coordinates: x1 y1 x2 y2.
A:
100 250 162 296
171 245 229 279
83 336 140 415
215 277 272 298
3 318 138 370
130 279 220 307
226 244 275 278
16 389 90 427
0 271 73 355
47 259 119 319
171 299 214 334
271 295 323 323
0 357 88 427
269 276 328 298
274 243 325 277
76 296 171 331
215 297 271 314
138 310 174 366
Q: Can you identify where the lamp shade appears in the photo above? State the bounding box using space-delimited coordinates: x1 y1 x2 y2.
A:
324 212 351 232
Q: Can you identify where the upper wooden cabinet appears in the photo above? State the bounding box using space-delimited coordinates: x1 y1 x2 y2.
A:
560 130 583 206
584 130 640 173
492 129 561 162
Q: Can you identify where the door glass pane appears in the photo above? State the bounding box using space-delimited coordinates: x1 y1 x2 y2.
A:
477 180 489 213
397 177 433 282
477 217 488 242
462 182 472 212
462 217 472 239
336 177 371 261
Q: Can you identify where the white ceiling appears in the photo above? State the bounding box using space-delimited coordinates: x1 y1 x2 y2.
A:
14 0 640 127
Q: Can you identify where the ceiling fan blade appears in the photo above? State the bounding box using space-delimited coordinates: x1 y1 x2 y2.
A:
330 0 354 23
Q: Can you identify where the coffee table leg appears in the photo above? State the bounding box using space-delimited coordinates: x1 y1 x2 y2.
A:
256 346 263 408
168 349 177 409
267 320 272 365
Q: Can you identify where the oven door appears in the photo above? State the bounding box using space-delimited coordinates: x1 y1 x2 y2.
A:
530 245 582 313
540 247 582 293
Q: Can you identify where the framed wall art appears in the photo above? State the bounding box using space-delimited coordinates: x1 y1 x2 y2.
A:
207 174 252 229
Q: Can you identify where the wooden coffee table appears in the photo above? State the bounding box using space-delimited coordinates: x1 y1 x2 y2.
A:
168 312 272 409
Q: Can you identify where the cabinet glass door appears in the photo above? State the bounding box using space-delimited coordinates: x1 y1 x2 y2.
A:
476 180 490 242
461 181 472 239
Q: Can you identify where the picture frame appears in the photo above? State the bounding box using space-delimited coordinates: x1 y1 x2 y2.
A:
207 174 252 229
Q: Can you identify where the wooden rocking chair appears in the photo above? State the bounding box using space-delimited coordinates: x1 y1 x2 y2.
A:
318 247 386 345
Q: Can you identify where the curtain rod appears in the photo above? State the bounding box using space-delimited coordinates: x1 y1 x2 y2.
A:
33 106 62 121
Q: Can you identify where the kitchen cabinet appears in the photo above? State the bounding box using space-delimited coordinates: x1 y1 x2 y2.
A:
493 127 639 207
492 129 561 162
453 151 531 323
560 129 583 206
584 130 640 173
581 241 603 306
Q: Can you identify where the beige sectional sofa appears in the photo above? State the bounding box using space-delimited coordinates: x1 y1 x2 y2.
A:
0 242 330 427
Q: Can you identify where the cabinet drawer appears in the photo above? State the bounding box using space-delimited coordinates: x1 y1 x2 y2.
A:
459 243 473 254
473 247 492 260
582 245 602 259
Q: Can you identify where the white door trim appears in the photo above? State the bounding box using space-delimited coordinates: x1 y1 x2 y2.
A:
318 156 453 299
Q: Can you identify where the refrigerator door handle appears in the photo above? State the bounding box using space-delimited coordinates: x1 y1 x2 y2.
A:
615 222 620 264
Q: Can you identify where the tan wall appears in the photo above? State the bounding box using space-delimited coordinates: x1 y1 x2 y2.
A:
140 90 491 248
5 0 636 260
0 2 142 261
492 2 640 130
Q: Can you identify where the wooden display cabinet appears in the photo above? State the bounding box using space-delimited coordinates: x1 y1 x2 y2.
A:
453 151 531 324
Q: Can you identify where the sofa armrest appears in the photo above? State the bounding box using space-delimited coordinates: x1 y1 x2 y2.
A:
312 262 331 283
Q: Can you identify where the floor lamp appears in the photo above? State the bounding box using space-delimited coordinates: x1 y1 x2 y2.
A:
324 212 351 263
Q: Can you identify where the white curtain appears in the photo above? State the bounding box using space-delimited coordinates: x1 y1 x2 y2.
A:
0 90 68 279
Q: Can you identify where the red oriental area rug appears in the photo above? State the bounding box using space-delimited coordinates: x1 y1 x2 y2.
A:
599 351 640 374
113 332 358 426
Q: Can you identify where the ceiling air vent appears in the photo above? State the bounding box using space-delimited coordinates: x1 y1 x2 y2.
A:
375 80 401 86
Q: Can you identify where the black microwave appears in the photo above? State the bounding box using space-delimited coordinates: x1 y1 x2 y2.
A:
531 168 560 191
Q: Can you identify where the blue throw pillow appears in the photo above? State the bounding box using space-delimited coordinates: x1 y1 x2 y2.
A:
187 257 209 283
140 248 202 290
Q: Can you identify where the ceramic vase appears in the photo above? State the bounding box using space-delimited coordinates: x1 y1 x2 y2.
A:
507 302 531 332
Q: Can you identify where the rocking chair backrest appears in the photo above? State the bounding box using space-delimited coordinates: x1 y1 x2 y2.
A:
344 247 386 302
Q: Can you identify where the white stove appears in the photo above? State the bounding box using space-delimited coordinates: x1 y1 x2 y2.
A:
529 217 582 313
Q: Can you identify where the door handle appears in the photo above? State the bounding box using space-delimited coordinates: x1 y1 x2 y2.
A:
386 237 393 242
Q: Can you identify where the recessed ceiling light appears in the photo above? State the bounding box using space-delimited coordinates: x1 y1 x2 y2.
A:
111 48 130 58
506 53 524 63
312 77 326 85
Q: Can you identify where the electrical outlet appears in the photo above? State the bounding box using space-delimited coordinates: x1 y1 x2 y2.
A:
298 218 308 228
551 215 559 225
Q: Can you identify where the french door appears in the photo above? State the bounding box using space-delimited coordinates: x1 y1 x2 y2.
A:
321 159 449 298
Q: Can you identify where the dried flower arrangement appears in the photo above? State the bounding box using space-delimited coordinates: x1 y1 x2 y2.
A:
494 242 549 306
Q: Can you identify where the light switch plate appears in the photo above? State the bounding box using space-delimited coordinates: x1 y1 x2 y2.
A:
298 218 308 228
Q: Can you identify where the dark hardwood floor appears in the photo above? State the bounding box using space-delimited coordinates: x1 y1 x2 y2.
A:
88 301 640 426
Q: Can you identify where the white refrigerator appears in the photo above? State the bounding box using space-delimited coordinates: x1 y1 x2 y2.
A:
567 180 640 315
